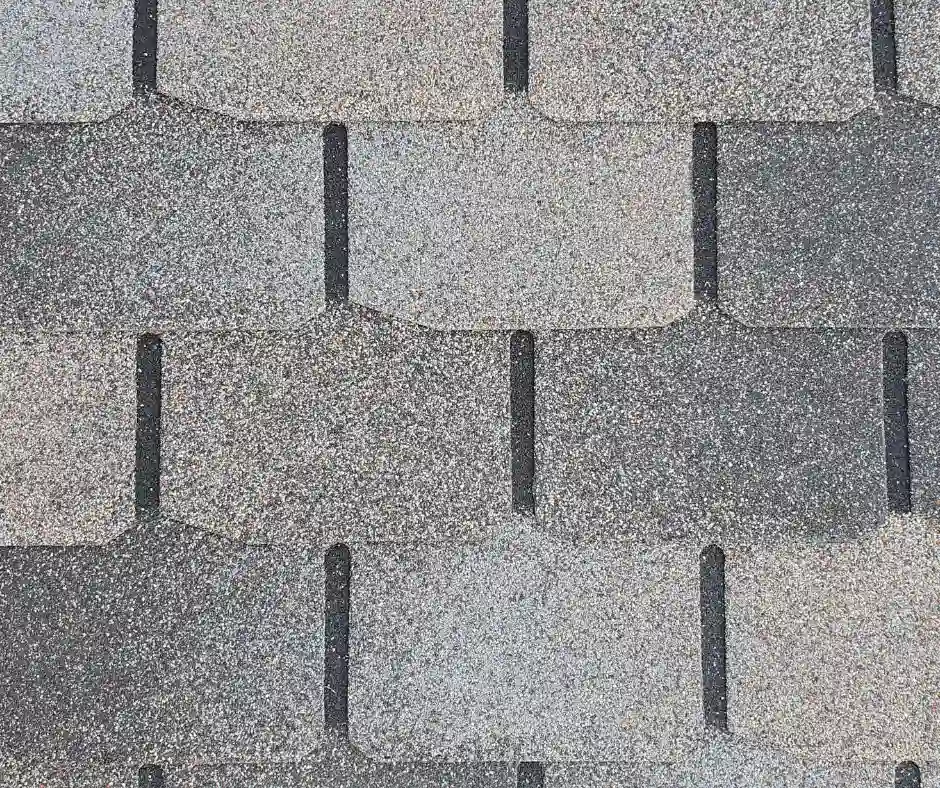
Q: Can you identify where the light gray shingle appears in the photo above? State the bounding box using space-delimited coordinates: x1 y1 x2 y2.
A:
896 0 940 105
0 333 134 546
0 96 322 331
157 0 501 121
530 0 873 121
908 332 940 514
161 306 511 544
349 103 693 329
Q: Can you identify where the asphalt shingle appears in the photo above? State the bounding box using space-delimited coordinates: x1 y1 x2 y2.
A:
349 103 693 329
726 517 939 760
536 313 885 541
0 0 132 122
719 98 940 327
0 764 137 788
529 0 874 121
157 0 501 121
908 331 940 514
349 527 701 760
161 306 510 543
0 96 322 331
0 524 323 764
0 333 134 546
895 0 940 105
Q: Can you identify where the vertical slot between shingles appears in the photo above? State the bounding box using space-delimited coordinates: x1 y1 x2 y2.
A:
692 123 718 304
324 543 351 737
883 331 912 514
871 0 898 93
138 765 164 788
517 762 544 788
132 0 158 94
503 0 529 93
700 544 728 730
323 124 350 303
896 761 922 788
510 330 536 514
135 333 162 519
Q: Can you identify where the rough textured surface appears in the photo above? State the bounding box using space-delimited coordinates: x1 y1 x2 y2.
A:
0 96 323 331
162 305 510 543
0 523 323 764
726 516 939 760
909 332 940 514
349 525 701 761
0 764 137 787
157 0 501 121
896 0 940 105
529 0 874 121
0 333 135 546
536 312 885 541
349 102 692 329
719 99 940 327
0 0 132 122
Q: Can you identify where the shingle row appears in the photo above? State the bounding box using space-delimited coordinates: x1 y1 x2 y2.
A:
8 1 940 123
1 519 936 768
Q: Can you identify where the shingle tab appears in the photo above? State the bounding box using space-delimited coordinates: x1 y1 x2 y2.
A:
726 517 939 760
0 525 323 764
162 306 510 543
349 104 692 329
529 0 874 121
0 333 134 546
536 314 885 541
0 764 137 787
157 0 501 121
908 331 940 514
719 100 940 327
349 528 701 760
0 97 323 331
896 0 940 105
0 0 132 122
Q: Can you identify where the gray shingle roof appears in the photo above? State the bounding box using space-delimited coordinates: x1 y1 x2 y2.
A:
1 1 939 786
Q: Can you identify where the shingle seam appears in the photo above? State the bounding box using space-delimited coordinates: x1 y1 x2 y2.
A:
510 331 536 514
896 760 923 788
325 543 352 738
517 761 544 788
503 0 529 94
324 124 350 303
700 544 728 731
871 0 899 94
884 331 912 513
138 764 164 787
693 123 719 305
132 0 158 94
135 333 162 519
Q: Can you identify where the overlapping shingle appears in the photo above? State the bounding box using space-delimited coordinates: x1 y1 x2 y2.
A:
0 0 132 122
536 313 885 541
349 103 692 329
719 99 940 327
162 306 510 543
0 96 322 331
0 525 323 764
529 0 874 121
895 0 940 105
349 528 701 760
157 0 501 121
908 331 940 514
726 517 939 760
0 333 134 546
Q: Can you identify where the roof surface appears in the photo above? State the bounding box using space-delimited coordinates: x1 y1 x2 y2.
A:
0 0 938 786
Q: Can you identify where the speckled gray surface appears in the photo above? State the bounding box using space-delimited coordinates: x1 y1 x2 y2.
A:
162 305 510 543
0 0 132 122
896 0 940 106
349 524 701 761
529 0 873 121
0 764 137 787
0 333 135 546
536 311 885 541
157 0 501 121
726 516 939 761
910 332 940 514
0 96 323 331
719 97 940 327
0 523 323 764
349 101 692 329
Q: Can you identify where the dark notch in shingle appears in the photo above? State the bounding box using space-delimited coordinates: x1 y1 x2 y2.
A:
517 762 544 788
324 543 351 736
138 765 164 788
884 331 912 513
504 0 529 92
700 544 728 730
135 334 162 518
871 0 898 93
323 124 350 302
132 0 158 93
896 761 922 788
693 123 718 303
510 331 536 514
